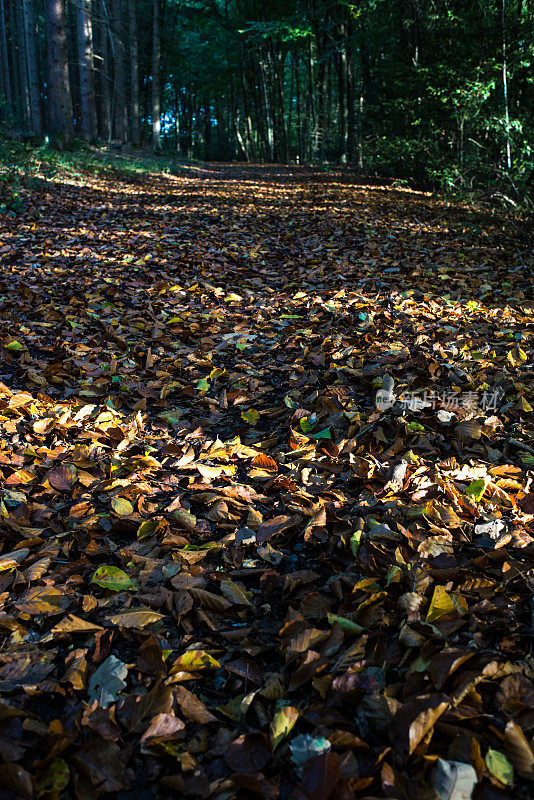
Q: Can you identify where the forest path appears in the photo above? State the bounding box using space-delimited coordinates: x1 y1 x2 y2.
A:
0 164 533 798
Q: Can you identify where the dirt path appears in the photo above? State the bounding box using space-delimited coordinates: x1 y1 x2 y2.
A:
0 165 533 798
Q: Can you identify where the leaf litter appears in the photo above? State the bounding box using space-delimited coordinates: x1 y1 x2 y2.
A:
0 163 533 798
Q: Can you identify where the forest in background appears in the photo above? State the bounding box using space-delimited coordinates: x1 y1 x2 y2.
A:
0 0 533 200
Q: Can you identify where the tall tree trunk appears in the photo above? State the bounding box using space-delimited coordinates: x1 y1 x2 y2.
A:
295 49 303 162
112 0 126 142
15 0 31 132
152 0 161 151
258 55 274 161
270 40 287 162
239 39 254 159
336 23 348 163
502 0 512 169
44 0 73 144
0 0 13 118
315 30 328 161
128 0 140 146
7 0 21 125
308 35 318 161
94 0 111 141
174 84 180 153
204 102 211 160
22 0 42 137
77 0 97 140
346 20 356 164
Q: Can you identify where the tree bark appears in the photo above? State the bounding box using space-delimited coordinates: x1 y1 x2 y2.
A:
294 49 303 162
346 19 356 164
112 0 127 142
15 0 31 132
94 0 111 141
77 0 97 140
152 0 161 151
502 0 512 169
0 0 13 118
128 0 140 146
44 0 73 144
307 34 318 161
22 0 42 136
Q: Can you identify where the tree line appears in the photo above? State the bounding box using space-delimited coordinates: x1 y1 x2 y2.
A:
0 0 532 196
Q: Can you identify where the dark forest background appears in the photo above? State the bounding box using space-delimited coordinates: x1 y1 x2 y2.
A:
0 0 533 199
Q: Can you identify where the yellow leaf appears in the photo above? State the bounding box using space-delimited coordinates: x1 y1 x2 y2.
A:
111 496 134 516
106 610 163 628
170 650 221 674
426 585 467 623
270 706 299 749
52 615 104 634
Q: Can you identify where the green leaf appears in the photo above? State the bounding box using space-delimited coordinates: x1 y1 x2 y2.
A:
350 529 362 557
312 427 332 440
4 340 24 351
91 565 134 592
406 421 425 433
35 757 70 794
299 415 316 433
466 478 486 502
284 396 298 409
241 408 259 425
270 706 300 750
327 613 364 634
485 749 514 786
137 519 158 539
172 507 197 531
196 377 210 392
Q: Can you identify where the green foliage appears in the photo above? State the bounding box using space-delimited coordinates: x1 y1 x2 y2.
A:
0 138 196 188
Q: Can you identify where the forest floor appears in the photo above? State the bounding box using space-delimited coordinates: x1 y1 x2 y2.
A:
0 160 533 800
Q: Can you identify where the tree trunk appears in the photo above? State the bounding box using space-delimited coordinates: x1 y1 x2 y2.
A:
95 0 111 141
77 0 97 140
336 23 349 163
44 0 73 144
15 0 31 132
22 0 42 137
112 0 126 142
174 84 180 153
502 0 512 169
0 0 13 118
128 0 140 146
204 103 211 160
258 55 274 161
315 30 328 161
7 0 22 127
295 49 303 162
152 0 161 151
346 20 356 164
308 35 318 161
